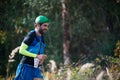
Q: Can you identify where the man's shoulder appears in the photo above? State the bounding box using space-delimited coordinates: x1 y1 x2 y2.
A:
28 30 35 34
23 30 36 45
27 30 36 36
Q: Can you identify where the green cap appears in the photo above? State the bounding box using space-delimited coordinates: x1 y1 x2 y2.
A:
35 15 49 23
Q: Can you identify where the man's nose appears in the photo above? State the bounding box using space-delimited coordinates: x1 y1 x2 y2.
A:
45 26 49 30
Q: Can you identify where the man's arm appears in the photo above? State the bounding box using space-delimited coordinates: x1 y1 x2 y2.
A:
19 30 47 60
19 30 37 57
19 42 47 61
19 42 37 57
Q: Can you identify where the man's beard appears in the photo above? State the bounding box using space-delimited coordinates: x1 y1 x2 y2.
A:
38 28 44 35
38 28 47 35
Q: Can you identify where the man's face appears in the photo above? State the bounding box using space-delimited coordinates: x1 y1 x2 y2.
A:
36 23 49 35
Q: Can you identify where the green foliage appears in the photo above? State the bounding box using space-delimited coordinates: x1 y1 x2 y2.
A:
0 0 120 79
0 31 7 44
0 78 4 80
45 19 63 63
114 40 120 57
70 0 117 62
71 67 95 80
95 55 120 80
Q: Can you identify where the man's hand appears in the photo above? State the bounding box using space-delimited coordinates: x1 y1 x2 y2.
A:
36 54 47 64
36 54 47 59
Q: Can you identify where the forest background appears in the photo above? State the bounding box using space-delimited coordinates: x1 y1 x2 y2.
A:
0 0 120 80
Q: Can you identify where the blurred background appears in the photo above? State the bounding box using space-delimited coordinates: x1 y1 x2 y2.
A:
0 0 120 80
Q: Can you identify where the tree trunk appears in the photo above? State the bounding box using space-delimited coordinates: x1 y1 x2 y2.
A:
62 0 71 66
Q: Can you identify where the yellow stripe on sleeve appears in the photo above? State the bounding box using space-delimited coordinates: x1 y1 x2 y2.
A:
19 42 37 58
